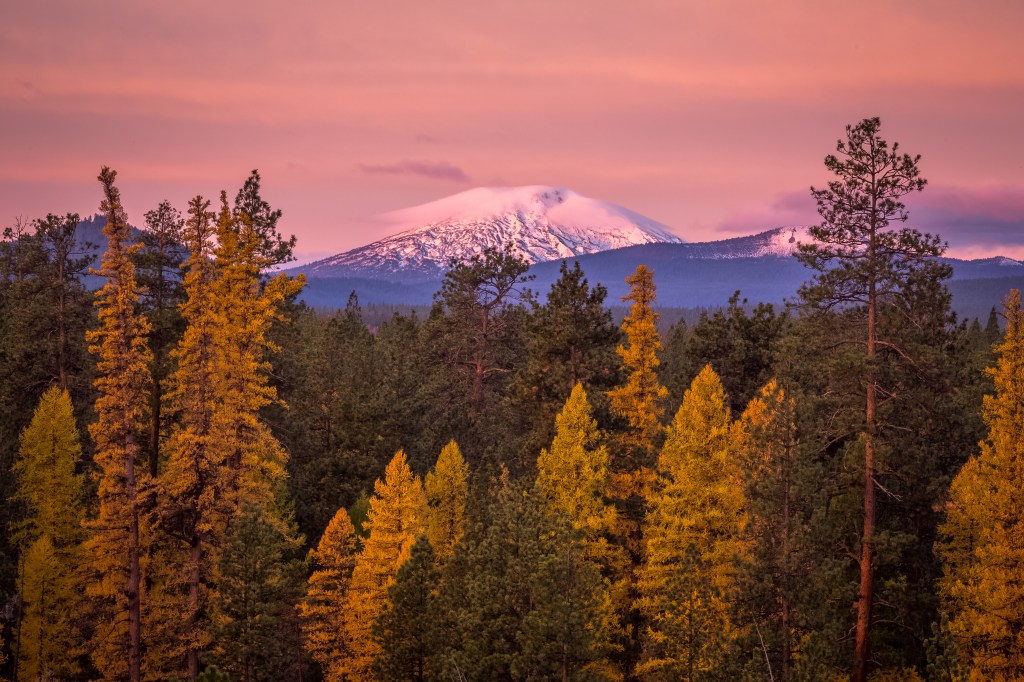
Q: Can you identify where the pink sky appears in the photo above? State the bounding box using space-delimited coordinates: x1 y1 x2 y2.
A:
2 0 1023 261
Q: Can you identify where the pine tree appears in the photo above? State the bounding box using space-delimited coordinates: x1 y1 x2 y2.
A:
424 440 468 562
83 167 153 682
13 387 84 680
212 504 307 682
797 117 948 681
938 289 1024 675
136 199 186 477
637 365 744 680
300 507 358 682
344 450 428 678
373 535 442 681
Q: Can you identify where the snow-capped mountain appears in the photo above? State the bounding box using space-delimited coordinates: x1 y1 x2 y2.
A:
296 186 684 281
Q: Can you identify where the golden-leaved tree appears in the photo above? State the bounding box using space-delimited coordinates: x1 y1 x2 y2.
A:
301 508 359 682
424 439 469 562
939 289 1024 676
83 167 154 682
537 382 624 679
637 365 745 680
343 450 427 678
13 386 84 680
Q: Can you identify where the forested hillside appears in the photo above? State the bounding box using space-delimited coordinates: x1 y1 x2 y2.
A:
1 120 1023 680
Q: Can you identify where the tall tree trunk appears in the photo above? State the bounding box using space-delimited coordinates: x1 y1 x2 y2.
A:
188 535 201 681
126 431 142 682
852 278 877 682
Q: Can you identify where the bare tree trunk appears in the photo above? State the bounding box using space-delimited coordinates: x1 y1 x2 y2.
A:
852 277 877 682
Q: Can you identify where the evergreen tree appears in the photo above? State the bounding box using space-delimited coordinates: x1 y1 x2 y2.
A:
442 477 609 681
136 199 186 477
733 380 804 680
212 504 307 682
233 169 296 268
938 289 1024 675
373 535 442 682
424 440 469 562
83 167 153 682
516 260 620 455
637 365 744 680
300 507 358 682
12 387 84 680
797 117 948 682
344 450 428 678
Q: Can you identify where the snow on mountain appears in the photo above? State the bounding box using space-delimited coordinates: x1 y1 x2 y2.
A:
298 186 684 280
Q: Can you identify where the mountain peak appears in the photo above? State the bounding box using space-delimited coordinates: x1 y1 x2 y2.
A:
300 186 684 281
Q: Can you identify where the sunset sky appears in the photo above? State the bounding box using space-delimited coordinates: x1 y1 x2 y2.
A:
2 0 1023 262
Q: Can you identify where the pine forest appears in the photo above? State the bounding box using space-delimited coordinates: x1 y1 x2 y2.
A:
3 120 1024 681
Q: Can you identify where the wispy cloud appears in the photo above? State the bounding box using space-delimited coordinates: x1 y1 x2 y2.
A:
357 160 470 182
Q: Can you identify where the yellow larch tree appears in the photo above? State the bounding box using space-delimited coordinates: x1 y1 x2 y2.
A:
210 192 303 521
537 382 624 680
344 450 428 679
83 167 154 682
939 289 1024 676
13 386 84 680
300 507 359 682
636 365 745 680
424 439 469 562
156 195 229 679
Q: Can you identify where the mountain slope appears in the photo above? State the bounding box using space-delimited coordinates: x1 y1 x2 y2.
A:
295 186 684 281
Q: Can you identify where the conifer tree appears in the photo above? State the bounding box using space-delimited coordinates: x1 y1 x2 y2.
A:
344 450 428 678
300 507 358 682
136 199 186 476
734 380 802 679
424 440 468 562
373 535 442 682
607 264 668 477
537 383 616 540
637 365 744 679
938 289 1024 675
212 504 307 682
13 386 84 680
157 195 226 679
797 117 947 681
83 167 153 682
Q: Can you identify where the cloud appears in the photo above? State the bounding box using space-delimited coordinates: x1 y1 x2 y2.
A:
357 160 470 182
716 190 818 234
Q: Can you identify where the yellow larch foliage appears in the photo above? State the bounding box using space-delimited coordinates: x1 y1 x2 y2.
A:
300 508 359 682
209 192 304 520
636 365 745 679
425 439 469 562
344 450 428 679
606 265 668 475
83 167 154 681
939 289 1024 678
14 387 84 680
538 383 617 541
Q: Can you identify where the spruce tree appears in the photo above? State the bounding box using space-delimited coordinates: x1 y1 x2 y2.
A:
344 450 428 678
83 167 153 682
938 289 1024 675
636 365 744 679
373 535 442 681
797 117 948 681
300 507 358 682
424 440 469 562
13 387 84 680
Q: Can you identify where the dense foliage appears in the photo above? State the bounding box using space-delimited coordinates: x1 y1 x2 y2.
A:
0 118 1020 680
